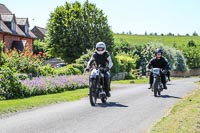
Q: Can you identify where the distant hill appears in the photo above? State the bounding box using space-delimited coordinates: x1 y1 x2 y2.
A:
114 34 200 48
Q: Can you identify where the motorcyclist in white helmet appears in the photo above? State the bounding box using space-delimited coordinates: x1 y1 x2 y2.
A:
86 42 113 97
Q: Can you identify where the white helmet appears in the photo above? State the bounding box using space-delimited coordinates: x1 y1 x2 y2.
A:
96 42 106 54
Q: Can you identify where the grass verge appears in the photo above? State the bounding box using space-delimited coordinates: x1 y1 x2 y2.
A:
112 78 149 84
150 82 200 133
0 88 88 116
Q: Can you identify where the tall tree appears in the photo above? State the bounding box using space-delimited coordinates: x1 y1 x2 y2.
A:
46 1 113 62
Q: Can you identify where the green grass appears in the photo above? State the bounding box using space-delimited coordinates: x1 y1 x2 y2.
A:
150 83 200 133
114 34 200 47
112 78 149 84
0 88 88 116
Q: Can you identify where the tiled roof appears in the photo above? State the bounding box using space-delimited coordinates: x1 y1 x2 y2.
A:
16 18 29 27
25 30 37 39
0 20 12 33
15 25 26 36
0 4 12 14
35 26 47 35
1 14 14 22
0 4 37 39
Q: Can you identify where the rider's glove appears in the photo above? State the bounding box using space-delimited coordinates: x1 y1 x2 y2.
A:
162 69 167 74
104 67 109 72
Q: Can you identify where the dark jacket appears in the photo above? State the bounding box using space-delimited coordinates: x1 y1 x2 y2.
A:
87 51 113 69
146 57 168 70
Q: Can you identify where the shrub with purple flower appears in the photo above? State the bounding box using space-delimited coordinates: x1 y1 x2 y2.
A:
21 75 88 96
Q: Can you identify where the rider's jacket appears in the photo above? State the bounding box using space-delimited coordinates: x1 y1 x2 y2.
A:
87 51 113 69
146 57 168 70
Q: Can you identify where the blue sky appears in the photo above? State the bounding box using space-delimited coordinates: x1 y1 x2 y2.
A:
1 0 200 35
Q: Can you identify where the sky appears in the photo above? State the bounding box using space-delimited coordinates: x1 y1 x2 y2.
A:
1 0 200 35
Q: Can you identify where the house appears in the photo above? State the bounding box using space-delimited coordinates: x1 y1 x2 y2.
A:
0 3 37 52
31 26 47 41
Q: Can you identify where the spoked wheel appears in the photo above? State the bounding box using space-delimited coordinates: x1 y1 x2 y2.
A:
89 80 97 106
153 79 159 97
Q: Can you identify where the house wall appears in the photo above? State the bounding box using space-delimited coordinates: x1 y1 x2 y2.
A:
3 34 33 52
0 33 3 40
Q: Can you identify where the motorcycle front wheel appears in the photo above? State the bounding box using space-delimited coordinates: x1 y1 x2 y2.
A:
153 78 160 97
89 79 97 106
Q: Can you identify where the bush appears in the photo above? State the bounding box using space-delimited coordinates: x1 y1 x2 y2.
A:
110 55 121 73
21 75 88 96
182 41 200 69
39 65 54 76
0 41 5 66
75 49 94 67
115 53 137 73
53 66 82 76
68 64 84 73
4 46 45 77
0 66 27 99
16 73 29 80
139 43 188 72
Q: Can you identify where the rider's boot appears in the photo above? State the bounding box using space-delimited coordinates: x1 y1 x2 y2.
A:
148 84 152 89
163 83 167 89
105 77 111 97
106 91 111 97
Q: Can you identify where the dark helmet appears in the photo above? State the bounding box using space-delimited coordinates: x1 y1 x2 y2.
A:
155 48 163 55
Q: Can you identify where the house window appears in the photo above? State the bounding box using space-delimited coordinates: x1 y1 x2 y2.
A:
11 19 16 32
25 24 29 33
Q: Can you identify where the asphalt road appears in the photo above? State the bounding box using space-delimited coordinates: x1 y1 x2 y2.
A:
0 78 199 133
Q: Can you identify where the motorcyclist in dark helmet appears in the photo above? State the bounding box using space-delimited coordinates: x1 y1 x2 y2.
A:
146 48 169 89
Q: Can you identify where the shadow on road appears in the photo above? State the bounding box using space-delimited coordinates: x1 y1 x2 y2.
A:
159 95 182 99
96 102 128 108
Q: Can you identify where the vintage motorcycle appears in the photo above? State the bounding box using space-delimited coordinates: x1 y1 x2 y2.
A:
88 65 108 106
151 68 164 97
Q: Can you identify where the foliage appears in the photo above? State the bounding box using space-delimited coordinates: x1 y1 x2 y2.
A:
182 41 200 69
21 75 88 96
115 53 137 73
4 46 45 77
139 43 188 73
16 73 29 80
0 41 5 66
192 31 198 36
174 50 188 71
0 66 27 100
112 39 136 55
53 65 82 76
68 64 85 73
46 1 114 62
75 49 94 67
114 34 200 48
33 40 46 54
39 65 54 76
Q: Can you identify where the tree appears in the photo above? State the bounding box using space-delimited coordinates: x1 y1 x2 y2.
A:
145 31 148 36
192 31 198 36
185 33 190 36
167 32 173 36
33 40 46 54
46 1 114 62
187 40 196 47
154 32 157 36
